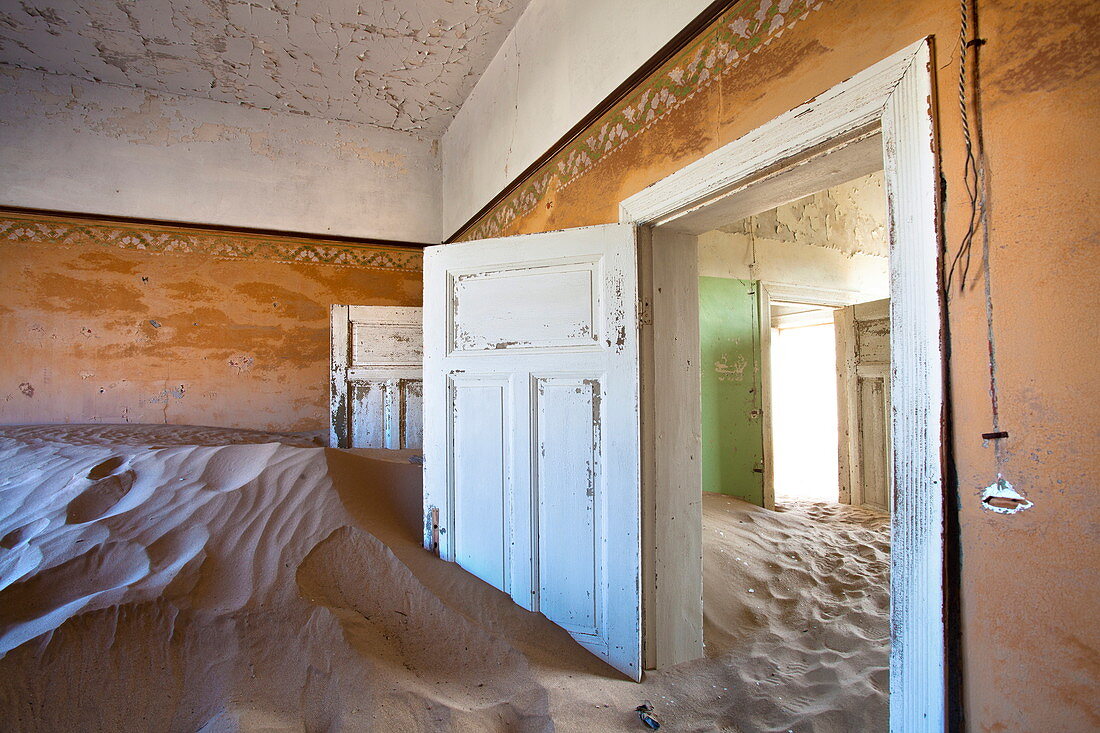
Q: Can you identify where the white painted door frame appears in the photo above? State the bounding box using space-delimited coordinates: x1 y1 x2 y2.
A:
621 40 946 731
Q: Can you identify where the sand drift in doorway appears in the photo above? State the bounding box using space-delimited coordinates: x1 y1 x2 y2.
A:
457 0 828 242
0 211 423 272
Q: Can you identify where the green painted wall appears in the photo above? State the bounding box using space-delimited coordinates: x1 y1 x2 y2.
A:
699 277 764 505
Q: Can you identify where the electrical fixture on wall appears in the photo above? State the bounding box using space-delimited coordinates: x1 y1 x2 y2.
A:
950 0 1021 513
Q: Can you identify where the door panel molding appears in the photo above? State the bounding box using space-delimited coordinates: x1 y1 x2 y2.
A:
534 374 603 637
423 223 642 680
449 372 513 590
331 305 423 449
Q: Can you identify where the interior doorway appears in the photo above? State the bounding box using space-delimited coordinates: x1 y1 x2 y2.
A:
623 40 946 731
694 169 892 513
684 167 896 724
649 163 900 728
769 302 840 503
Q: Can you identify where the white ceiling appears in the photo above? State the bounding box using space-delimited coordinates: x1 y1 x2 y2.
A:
0 0 529 136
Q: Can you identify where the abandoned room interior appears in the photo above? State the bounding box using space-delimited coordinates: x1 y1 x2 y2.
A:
0 0 1095 731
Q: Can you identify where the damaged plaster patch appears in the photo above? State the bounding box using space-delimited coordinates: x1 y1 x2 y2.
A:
715 353 748 382
148 384 186 404
0 0 531 136
719 171 889 257
980 477 1033 514
227 355 255 374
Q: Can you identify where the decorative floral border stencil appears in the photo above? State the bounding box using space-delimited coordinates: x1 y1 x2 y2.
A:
0 211 423 272
457 0 825 242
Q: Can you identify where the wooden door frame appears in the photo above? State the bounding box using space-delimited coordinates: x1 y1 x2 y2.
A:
621 39 946 731
835 298 894 511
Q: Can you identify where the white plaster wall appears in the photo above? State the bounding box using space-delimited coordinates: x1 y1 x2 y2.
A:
0 66 443 242
440 0 713 236
699 172 890 299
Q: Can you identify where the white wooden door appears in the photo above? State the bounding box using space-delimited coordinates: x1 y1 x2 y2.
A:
835 298 892 512
423 224 642 680
330 305 423 449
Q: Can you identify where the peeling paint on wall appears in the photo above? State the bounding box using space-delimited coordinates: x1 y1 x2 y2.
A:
697 173 890 298
0 217 421 431
716 352 750 382
148 385 186 404
719 172 889 258
0 0 530 136
227 355 255 375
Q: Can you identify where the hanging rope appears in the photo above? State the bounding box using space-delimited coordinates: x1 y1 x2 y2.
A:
946 0 982 294
949 0 1010 468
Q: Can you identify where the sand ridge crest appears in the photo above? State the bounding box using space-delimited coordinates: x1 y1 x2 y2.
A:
0 424 888 732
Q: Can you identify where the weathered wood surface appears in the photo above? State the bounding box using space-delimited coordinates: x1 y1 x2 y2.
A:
330 305 423 450
423 223 642 680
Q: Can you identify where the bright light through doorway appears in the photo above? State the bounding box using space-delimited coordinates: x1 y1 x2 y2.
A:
771 313 840 502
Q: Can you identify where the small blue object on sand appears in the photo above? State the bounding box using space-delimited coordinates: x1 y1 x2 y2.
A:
635 702 660 730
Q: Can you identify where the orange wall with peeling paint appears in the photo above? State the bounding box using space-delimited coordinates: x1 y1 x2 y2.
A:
0 214 421 433
455 0 1100 729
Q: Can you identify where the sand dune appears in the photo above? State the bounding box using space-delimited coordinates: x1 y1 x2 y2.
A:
0 425 888 731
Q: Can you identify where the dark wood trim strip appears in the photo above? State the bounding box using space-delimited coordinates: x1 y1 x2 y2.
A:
0 204 433 250
444 0 740 243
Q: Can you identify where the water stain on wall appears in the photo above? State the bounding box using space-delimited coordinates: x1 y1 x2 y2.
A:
1 215 421 431
987 0 1100 96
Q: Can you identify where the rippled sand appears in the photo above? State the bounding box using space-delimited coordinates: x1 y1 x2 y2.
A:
0 424 888 732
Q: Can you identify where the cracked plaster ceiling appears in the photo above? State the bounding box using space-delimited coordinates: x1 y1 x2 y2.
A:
0 0 529 136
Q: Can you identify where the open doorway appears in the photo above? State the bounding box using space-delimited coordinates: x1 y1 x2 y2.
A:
625 38 946 732
691 170 893 723
696 170 892 512
770 301 840 503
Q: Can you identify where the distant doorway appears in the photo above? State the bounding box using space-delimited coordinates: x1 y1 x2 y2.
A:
689 169 895 729
769 303 839 503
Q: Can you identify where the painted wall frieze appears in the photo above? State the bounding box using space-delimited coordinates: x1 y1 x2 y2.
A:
0 211 424 272
458 0 826 242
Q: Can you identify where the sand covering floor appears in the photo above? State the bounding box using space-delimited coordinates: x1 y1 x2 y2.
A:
0 425 888 732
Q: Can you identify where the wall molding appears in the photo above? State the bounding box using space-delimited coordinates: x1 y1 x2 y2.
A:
0 208 424 272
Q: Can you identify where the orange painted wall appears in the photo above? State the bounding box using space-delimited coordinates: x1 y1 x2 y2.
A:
0 212 422 432
458 0 1099 729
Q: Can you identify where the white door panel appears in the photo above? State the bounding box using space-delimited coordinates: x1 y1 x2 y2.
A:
423 224 641 680
836 298 892 512
536 375 601 636
451 374 511 590
330 305 423 449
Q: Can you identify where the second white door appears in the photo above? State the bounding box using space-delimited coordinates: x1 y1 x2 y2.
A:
422 224 642 680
